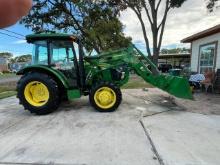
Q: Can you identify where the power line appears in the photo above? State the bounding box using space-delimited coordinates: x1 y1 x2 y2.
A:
0 31 25 40
1 29 25 37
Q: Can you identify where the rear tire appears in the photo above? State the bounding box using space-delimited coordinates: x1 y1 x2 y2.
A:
17 72 60 115
89 82 122 112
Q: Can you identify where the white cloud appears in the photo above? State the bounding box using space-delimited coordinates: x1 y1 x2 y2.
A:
13 40 27 44
120 0 220 49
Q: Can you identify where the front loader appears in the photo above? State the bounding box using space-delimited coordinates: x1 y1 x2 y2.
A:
17 33 192 115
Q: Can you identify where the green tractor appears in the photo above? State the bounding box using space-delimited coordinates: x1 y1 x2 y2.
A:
16 33 192 115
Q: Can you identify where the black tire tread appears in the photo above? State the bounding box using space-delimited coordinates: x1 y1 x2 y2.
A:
17 72 60 115
89 81 122 112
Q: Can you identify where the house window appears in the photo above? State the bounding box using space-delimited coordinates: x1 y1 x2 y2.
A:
199 43 217 73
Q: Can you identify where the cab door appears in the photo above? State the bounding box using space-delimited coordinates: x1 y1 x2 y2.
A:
49 40 79 88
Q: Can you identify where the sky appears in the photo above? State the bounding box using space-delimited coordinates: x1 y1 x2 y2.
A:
120 0 220 52
0 24 32 56
0 0 219 57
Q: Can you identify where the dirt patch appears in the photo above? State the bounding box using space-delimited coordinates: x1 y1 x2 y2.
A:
175 92 220 115
125 88 184 112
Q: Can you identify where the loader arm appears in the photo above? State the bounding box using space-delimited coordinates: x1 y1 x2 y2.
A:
85 45 193 99
129 45 193 99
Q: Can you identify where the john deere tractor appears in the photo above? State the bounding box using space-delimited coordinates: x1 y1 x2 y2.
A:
16 33 192 115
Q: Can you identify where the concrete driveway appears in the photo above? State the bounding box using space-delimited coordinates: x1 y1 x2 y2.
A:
0 89 219 165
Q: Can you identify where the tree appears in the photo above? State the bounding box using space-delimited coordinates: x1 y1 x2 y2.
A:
0 52 13 59
13 55 32 63
20 0 131 53
110 0 187 64
207 0 219 12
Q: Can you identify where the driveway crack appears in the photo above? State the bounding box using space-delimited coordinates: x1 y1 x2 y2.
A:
139 119 165 165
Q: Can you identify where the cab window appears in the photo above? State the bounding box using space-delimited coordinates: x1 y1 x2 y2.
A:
32 41 48 65
50 41 74 70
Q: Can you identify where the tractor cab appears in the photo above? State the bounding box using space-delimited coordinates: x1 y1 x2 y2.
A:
26 33 85 89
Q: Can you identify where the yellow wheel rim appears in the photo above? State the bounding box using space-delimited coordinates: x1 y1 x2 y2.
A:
94 87 117 109
24 81 49 107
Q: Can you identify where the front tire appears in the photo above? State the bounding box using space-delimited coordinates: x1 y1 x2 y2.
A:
89 82 122 112
17 72 60 115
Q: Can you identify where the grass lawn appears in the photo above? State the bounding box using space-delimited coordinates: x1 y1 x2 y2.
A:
0 73 17 79
0 85 16 93
122 75 154 89
0 91 17 99
0 84 17 99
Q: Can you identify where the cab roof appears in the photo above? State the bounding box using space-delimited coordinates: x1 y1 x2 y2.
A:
26 33 77 43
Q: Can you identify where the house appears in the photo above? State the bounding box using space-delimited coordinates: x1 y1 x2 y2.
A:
159 53 190 69
182 24 220 73
0 57 9 72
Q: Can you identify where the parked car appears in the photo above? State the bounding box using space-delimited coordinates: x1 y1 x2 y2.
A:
158 64 172 73
169 68 182 76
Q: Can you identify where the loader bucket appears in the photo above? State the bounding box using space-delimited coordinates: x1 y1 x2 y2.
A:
152 74 193 100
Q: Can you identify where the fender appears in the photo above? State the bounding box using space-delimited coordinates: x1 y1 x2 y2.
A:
17 65 70 89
